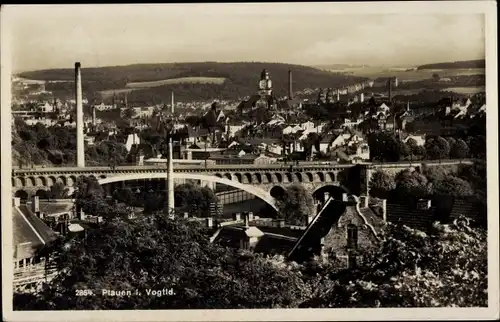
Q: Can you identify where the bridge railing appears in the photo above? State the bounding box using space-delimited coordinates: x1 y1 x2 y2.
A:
12 159 475 175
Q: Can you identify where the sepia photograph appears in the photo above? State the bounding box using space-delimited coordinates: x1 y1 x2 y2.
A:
1 2 498 321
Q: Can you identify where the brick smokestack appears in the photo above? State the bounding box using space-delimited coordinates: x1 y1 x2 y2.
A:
387 78 392 103
75 62 85 167
171 92 175 114
92 105 96 127
288 70 293 100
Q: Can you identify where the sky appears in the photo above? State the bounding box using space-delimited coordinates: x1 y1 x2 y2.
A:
4 3 486 73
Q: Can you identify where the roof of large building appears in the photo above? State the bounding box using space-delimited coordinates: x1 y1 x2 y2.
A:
210 221 301 256
13 203 57 260
38 201 74 215
386 196 486 231
386 203 437 231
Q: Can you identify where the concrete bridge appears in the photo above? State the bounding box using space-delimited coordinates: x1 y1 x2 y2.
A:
11 159 473 207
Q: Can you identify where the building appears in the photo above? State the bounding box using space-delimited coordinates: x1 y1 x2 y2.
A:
385 196 486 232
207 193 385 268
12 196 58 291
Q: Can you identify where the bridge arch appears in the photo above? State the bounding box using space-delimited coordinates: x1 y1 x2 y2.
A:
243 173 252 184
37 176 47 186
263 173 272 184
68 176 77 187
270 185 286 199
14 177 24 188
99 173 278 211
57 176 67 185
14 190 29 201
47 176 56 187
35 189 50 199
223 173 232 180
305 172 313 182
295 172 303 183
26 176 36 187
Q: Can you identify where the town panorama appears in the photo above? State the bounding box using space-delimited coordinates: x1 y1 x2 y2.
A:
6 4 490 314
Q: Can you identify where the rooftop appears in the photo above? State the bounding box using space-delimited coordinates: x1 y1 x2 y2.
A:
13 203 57 259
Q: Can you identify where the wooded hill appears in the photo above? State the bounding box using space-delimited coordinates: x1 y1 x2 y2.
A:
19 62 368 104
417 59 485 70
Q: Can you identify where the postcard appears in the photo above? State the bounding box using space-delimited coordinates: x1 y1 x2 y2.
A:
1 2 498 321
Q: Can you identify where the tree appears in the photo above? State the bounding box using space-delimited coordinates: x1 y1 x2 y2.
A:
49 182 69 199
14 213 309 310
432 73 440 82
369 170 396 198
397 140 411 160
112 187 136 206
423 166 451 183
72 177 126 220
394 169 431 199
276 184 314 226
405 138 425 159
449 139 469 159
432 176 474 197
174 183 218 217
424 136 450 160
305 218 487 307
123 107 136 120
367 132 404 162
467 135 486 159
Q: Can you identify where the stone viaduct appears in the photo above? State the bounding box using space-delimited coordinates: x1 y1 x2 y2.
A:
11 159 472 207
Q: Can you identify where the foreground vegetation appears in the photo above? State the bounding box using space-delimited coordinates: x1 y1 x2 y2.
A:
14 188 487 309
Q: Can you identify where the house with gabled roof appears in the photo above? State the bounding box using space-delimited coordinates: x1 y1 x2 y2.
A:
288 194 383 267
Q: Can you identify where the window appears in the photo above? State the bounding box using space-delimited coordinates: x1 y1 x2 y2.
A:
347 224 358 250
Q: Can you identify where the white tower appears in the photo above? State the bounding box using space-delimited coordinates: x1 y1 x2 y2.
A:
75 62 85 167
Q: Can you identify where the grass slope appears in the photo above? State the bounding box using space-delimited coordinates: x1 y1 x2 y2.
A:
126 77 226 88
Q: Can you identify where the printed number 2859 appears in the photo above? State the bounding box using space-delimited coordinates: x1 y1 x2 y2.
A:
75 289 94 296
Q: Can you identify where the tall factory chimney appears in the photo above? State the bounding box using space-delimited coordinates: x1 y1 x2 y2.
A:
124 92 128 108
336 89 340 102
167 137 175 218
288 70 293 100
75 62 85 168
388 78 393 103
91 105 96 127
171 92 175 114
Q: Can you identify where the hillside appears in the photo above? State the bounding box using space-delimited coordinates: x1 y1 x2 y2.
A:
19 62 368 104
417 59 485 70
